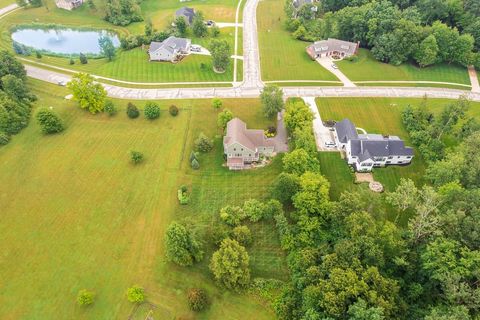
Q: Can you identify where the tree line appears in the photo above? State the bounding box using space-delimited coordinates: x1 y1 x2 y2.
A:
286 0 480 68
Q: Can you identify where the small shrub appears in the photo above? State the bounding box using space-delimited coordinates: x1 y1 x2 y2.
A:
169 104 179 116
178 185 190 204
212 98 222 111
0 132 10 145
36 108 65 134
189 151 198 163
126 285 145 303
187 288 209 311
130 151 144 164
69 58 75 65
126 102 140 119
104 100 117 116
232 225 252 246
210 223 231 246
194 132 213 153
267 126 276 134
35 51 42 59
144 102 160 120
79 53 88 64
219 205 245 226
200 63 207 70
77 289 95 306
191 158 200 170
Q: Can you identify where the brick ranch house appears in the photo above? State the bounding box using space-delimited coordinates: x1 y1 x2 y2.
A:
55 0 83 10
334 119 414 172
306 38 359 60
223 118 276 170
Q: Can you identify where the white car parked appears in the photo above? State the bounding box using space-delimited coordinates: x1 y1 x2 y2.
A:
331 63 338 69
324 141 337 148
190 45 201 53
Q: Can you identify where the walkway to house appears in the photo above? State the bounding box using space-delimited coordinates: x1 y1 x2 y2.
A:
356 127 367 134
302 97 337 151
468 66 480 93
316 56 356 87
269 112 288 152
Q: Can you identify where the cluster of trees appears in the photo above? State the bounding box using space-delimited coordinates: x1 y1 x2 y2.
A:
104 0 143 26
209 39 231 73
286 0 480 68
266 97 480 319
401 95 471 162
76 285 145 307
0 51 35 146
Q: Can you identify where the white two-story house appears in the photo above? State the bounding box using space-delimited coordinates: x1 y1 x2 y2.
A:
334 119 414 172
223 118 275 170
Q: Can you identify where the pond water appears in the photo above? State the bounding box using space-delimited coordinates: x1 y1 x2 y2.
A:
11 28 120 55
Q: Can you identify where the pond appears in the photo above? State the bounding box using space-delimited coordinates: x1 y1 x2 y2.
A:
11 27 120 55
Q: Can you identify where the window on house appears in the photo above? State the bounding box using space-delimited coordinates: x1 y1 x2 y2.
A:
388 156 393 159
234 148 236 151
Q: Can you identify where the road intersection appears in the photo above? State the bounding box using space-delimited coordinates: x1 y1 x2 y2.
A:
3 0 480 102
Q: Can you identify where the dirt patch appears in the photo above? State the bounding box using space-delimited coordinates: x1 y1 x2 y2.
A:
355 172 374 183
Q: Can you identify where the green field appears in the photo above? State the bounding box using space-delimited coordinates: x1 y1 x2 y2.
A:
257 0 338 82
338 49 471 85
0 0 241 83
0 80 284 319
0 0 14 9
316 97 480 191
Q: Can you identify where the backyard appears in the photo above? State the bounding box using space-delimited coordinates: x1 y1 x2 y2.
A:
315 97 480 192
0 0 241 83
0 80 285 319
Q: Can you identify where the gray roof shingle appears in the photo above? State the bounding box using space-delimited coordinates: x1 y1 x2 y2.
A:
351 139 414 162
176 7 196 24
335 118 358 143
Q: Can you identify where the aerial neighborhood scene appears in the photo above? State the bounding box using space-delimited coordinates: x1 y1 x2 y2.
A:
2 0 480 318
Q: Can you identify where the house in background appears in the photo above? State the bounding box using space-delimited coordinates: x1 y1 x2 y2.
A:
55 0 83 10
148 36 191 62
175 7 196 25
307 38 359 60
223 118 276 170
334 118 414 172
291 0 318 18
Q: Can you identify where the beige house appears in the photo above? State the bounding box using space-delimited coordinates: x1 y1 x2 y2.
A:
55 0 83 10
306 38 359 60
223 118 275 170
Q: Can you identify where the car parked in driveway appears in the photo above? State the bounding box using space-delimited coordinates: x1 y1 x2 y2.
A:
324 141 337 148
331 63 338 69
190 45 201 53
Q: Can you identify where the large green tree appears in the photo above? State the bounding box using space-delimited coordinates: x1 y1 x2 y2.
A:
260 85 284 118
164 222 203 266
208 39 231 73
209 238 250 290
67 73 107 114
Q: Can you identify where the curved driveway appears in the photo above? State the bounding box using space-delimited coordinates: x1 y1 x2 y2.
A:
9 0 480 102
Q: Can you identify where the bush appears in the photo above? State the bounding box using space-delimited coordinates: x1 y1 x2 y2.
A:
178 185 190 204
169 104 179 116
130 151 144 164
165 221 204 266
243 199 266 222
217 109 233 129
126 286 145 303
144 102 160 120
36 108 64 134
189 151 198 163
0 132 10 145
191 158 200 170
69 58 75 65
79 53 88 64
210 223 232 246
187 288 209 311
126 102 140 119
232 225 252 246
77 289 95 306
194 132 213 153
219 205 245 226
35 51 42 59
104 100 117 116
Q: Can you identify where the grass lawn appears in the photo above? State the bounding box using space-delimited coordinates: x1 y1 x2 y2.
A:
0 79 285 319
257 0 338 82
315 97 480 191
337 49 471 85
0 0 240 83
0 0 14 8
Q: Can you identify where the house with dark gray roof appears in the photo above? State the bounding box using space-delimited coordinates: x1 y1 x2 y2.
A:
334 119 414 172
223 118 276 170
176 7 196 25
148 36 191 62
307 38 359 60
291 0 318 17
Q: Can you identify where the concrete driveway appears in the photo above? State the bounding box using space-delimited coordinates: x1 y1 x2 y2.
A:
316 57 356 87
302 97 337 151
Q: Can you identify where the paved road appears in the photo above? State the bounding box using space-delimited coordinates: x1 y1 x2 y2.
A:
303 97 337 151
0 3 17 16
12 0 480 102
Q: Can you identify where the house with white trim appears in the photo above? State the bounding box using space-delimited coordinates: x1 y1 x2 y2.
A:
148 36 191 62
334 119 414 172
223 118 275 170
55 0 83 10
306 38 359 60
